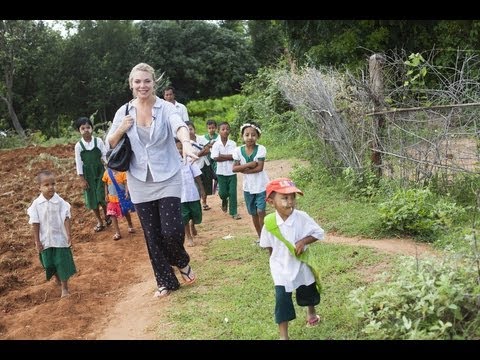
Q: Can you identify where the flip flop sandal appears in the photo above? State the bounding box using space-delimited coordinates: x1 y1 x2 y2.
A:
306 314 321 327
105 216 112 226
153 286 171 298
202 204 211 211
94 224 105 232
179 265 196 285
113 233 122 241
128 227 135 234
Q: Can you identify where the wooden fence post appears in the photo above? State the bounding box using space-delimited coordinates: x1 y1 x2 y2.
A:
369 53 386 177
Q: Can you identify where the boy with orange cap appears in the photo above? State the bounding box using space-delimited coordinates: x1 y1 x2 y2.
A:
260 177 324 340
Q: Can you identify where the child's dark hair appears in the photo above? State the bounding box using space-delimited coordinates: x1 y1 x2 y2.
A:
206 119 217 127
164 85 175 94
74 117 93 131
218 121 230 129
185 121 195 129
240 121 261 137
36 169 54 184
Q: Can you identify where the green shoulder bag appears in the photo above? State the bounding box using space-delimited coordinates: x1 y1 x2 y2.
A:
264 213 322 294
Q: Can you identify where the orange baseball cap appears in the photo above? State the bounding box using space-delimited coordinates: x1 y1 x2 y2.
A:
266 178 304 199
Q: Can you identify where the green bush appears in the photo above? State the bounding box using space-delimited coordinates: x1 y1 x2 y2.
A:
342 167 380 199
378 188 464 240
428 172 480 208
187 95 245 136
349 254 480 339
0 130 28 149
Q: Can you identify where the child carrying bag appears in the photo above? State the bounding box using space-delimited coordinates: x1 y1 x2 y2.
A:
107 168 135 216
264 213 322 294
107 103 132 172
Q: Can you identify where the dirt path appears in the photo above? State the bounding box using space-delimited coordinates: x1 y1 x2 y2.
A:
96 159 434 340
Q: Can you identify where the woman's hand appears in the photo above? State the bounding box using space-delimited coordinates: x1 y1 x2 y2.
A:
182 141 199 163
120 115 134 134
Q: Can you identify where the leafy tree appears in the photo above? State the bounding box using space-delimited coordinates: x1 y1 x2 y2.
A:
279 20 440 70
0 20 53 137
57 20 140 128
247 20 285 67
218 20 247 36
138 20 258 102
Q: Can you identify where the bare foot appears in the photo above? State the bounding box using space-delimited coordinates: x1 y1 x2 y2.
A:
191 224 198 236
61 291 70 298
187 238 195 247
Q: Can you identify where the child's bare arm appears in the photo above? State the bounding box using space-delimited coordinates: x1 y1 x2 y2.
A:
242 160 264 174
294 235 318 256
125 182 130 199
214 154 233 162
232 160 258 173
194 175 206 199
104 183 109 202
197 144 211 157
64 217 72 247
32 223 42 253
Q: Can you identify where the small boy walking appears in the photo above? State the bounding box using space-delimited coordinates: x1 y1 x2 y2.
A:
27 170 76 298
259 178 324 340
211 121 241 219
176 140 206 247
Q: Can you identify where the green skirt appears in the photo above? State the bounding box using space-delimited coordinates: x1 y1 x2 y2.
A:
39 247 76 282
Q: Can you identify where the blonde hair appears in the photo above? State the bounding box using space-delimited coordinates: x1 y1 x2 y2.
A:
128 63 164 95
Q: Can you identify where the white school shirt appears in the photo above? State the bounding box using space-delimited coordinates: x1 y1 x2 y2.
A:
192 134 209 169
173 101 190 122
27 193 71 249
211 139 236 176
259 209 324 292
232 144 269 194
74 137 107 175
180 157 202 203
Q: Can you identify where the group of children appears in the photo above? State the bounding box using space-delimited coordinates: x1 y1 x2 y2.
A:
26 117 325 340
157 118 325 340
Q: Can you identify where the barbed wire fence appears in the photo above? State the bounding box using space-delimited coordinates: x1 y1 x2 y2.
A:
278 50 480 186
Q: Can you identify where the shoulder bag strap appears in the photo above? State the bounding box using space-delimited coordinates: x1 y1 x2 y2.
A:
107 168 124 199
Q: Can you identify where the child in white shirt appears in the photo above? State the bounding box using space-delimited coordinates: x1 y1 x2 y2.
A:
211 121 240 219
233 122 269 238
176 140 205 247
259 178 324 340
27 170 76 298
